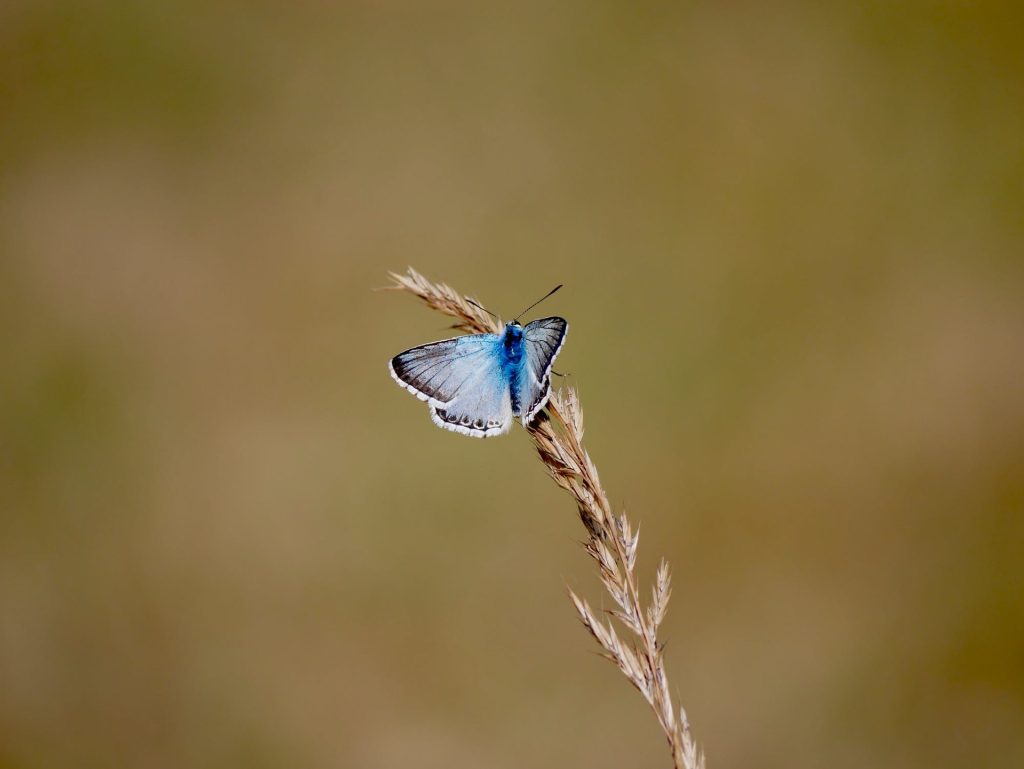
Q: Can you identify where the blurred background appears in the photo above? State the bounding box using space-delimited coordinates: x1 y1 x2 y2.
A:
2 2 1023 768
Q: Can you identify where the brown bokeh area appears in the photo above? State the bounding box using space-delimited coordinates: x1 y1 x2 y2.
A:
2 2 1023 768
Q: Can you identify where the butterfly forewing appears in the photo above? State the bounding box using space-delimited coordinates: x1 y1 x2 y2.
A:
390 335 496 405
518 316 568 423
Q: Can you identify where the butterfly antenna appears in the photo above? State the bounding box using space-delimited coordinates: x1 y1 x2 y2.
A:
466 298 499 320
513 284 563 322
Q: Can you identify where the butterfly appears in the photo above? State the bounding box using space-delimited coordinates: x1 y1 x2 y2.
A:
389 286 568 438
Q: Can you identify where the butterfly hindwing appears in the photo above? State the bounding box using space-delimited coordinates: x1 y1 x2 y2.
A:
389 334 513 438
517 316 568 424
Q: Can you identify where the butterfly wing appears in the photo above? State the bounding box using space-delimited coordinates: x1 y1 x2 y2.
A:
389 334 513 438
517 316 568 424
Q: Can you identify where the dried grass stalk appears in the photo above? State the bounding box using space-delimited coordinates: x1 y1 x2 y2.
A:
388 267 704 769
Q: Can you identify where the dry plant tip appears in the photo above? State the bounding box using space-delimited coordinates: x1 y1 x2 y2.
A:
389 268 704 769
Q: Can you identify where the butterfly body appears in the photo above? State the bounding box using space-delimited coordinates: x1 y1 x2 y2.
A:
500 323 527 413
389 317 567 438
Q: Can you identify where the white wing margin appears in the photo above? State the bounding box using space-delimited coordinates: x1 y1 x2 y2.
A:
518 316 568 424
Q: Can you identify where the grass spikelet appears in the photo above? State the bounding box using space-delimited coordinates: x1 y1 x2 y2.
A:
388 267 704 769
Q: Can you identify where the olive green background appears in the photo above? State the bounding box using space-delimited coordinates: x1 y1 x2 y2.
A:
2 2 1022 768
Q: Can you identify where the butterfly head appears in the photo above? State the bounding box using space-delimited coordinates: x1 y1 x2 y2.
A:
503 321 524 349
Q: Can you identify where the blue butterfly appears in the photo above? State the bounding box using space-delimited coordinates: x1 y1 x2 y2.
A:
389 287 568 438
